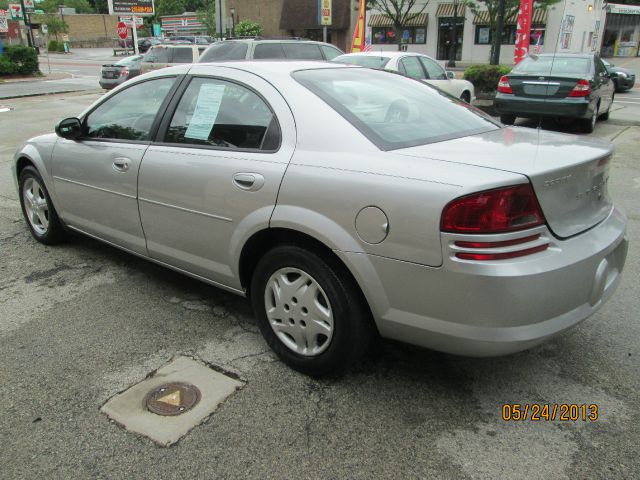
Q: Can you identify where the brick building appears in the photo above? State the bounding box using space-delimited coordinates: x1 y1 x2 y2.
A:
30 13 121 47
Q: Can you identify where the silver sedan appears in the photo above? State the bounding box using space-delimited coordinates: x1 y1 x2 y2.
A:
13 62 628 376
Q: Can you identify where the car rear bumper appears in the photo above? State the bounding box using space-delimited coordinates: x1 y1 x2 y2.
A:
339 207 628 356
495 93 592 119
99 77 127 89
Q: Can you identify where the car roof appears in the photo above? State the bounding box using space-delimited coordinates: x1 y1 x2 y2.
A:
219 38 337 46
338 51 418 59
532 53 594 58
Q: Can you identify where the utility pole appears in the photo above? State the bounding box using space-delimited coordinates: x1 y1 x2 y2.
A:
491 0 506 64
19 0 34 48
447 0 459 68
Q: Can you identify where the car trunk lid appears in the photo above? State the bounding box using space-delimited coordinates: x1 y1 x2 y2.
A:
395 127 613 238
101 65 123 79
508 74 584 99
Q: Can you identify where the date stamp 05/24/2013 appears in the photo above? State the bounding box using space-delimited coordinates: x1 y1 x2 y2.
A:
501 403 599 422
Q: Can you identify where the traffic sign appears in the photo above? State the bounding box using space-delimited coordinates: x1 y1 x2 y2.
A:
117 21 128 39
8 4 23 19
24 0 35 13
119 15 143 28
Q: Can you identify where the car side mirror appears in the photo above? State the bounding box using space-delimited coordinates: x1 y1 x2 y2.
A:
55 117 83 140
446 71 455 79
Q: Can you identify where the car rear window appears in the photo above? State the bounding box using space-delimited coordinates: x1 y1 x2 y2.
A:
512 56 591 75
172 47 194 63
282 43 323 60
199 41 249 62
253 43 286 59
333 55 391 69
143 46 170 63
293 68 499 151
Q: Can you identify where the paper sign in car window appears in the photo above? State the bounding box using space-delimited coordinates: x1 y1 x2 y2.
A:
185 83 226 141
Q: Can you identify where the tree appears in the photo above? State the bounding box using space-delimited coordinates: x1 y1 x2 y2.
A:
39 14 69 39
155 0 185 17
369 0 430 51
196 0 216 35
0 0 8 10
467 0 561 64
234 20 262 37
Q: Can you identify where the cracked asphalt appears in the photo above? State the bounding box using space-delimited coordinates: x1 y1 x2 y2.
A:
1 92 639 479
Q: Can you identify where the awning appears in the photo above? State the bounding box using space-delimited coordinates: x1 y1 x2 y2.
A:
368 12 428 27
436 3 467 17
473 8 548 25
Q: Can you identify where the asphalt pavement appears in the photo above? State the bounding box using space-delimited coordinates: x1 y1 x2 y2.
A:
1 87 639 478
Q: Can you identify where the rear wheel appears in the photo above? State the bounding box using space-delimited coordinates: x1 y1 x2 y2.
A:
500 114 516 125
250 245 372 376
581 104 598 133
19 166 66 245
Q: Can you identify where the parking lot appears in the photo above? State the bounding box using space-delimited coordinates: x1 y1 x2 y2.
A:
1 89 639 479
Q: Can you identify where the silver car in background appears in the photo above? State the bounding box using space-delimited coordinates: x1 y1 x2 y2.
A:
13 62 628 376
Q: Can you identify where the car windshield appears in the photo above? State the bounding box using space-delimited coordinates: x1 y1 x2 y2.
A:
293 68 499 150
333 55 391 69
199 41 248 62
512 56 590 75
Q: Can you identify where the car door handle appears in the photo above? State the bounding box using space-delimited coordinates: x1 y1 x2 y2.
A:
112 157 131 172
233 173 265 192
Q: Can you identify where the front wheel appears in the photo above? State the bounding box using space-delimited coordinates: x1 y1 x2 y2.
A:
581 104 599 133
250 245 372 376
19 166 66 245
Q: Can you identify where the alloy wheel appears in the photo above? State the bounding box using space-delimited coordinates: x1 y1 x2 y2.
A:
22 177 49 235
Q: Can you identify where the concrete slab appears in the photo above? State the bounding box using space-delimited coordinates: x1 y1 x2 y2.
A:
101 356 244 447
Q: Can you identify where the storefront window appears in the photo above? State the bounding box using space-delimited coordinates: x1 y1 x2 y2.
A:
474 24 545 45
372 27 427 44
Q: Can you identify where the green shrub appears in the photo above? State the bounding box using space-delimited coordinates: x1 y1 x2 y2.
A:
0 56 17 75
2 45 39 75
463 64 511 93
48 40 61 52
234 20 262 37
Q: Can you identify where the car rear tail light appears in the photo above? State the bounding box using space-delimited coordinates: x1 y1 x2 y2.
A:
441 184 546 234
568 79 591 97
497 76 513 94
121 66 129 77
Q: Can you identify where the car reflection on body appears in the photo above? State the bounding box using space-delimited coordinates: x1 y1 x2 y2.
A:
13 62 628 375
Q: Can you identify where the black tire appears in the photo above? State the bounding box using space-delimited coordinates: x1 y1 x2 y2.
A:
599 93 613 121
500 114 516 125
460 91 471 103
18 166 66 245
612 79 620 93
581 104 599 134
250 245 373 376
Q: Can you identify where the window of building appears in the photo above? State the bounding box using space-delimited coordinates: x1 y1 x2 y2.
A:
372 27 427 45
474 24 546 45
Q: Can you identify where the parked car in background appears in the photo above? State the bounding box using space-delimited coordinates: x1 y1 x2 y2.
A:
99 55 144 90
140 44 207 73
199 38 343 62
333 52 475 103
14 62 627 375
169 35 214 45
138 37 162 53
495 53 615 133
602 59 636 92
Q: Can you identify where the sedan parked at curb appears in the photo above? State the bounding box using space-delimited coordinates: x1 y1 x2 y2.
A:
99 54 144 90
333 51 475 103
495 53 615 133
13 62 627 376
602 59 636 92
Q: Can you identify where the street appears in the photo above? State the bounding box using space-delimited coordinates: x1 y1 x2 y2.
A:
0 82 639 478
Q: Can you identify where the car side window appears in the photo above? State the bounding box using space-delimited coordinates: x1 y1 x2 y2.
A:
253 43 286 59
320 45 342 60
419 57 447 80
143 47 170 63
399 57 426 80
164 77 280 151
85 77 175 141
282 43 323 60
596 58 607 77
172 47 194 63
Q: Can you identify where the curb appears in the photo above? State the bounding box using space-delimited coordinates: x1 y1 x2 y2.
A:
0 88 103 100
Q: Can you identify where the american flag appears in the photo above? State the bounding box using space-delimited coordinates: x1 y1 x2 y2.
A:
363 37 372 52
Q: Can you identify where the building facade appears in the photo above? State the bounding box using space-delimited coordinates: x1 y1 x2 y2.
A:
601 3 640 57
366 0 612 64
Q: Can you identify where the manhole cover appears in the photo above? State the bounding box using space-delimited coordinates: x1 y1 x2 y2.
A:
144 382 201 416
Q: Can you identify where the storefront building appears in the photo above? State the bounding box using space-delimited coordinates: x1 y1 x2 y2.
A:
366 0 609 64
601 3 640 57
